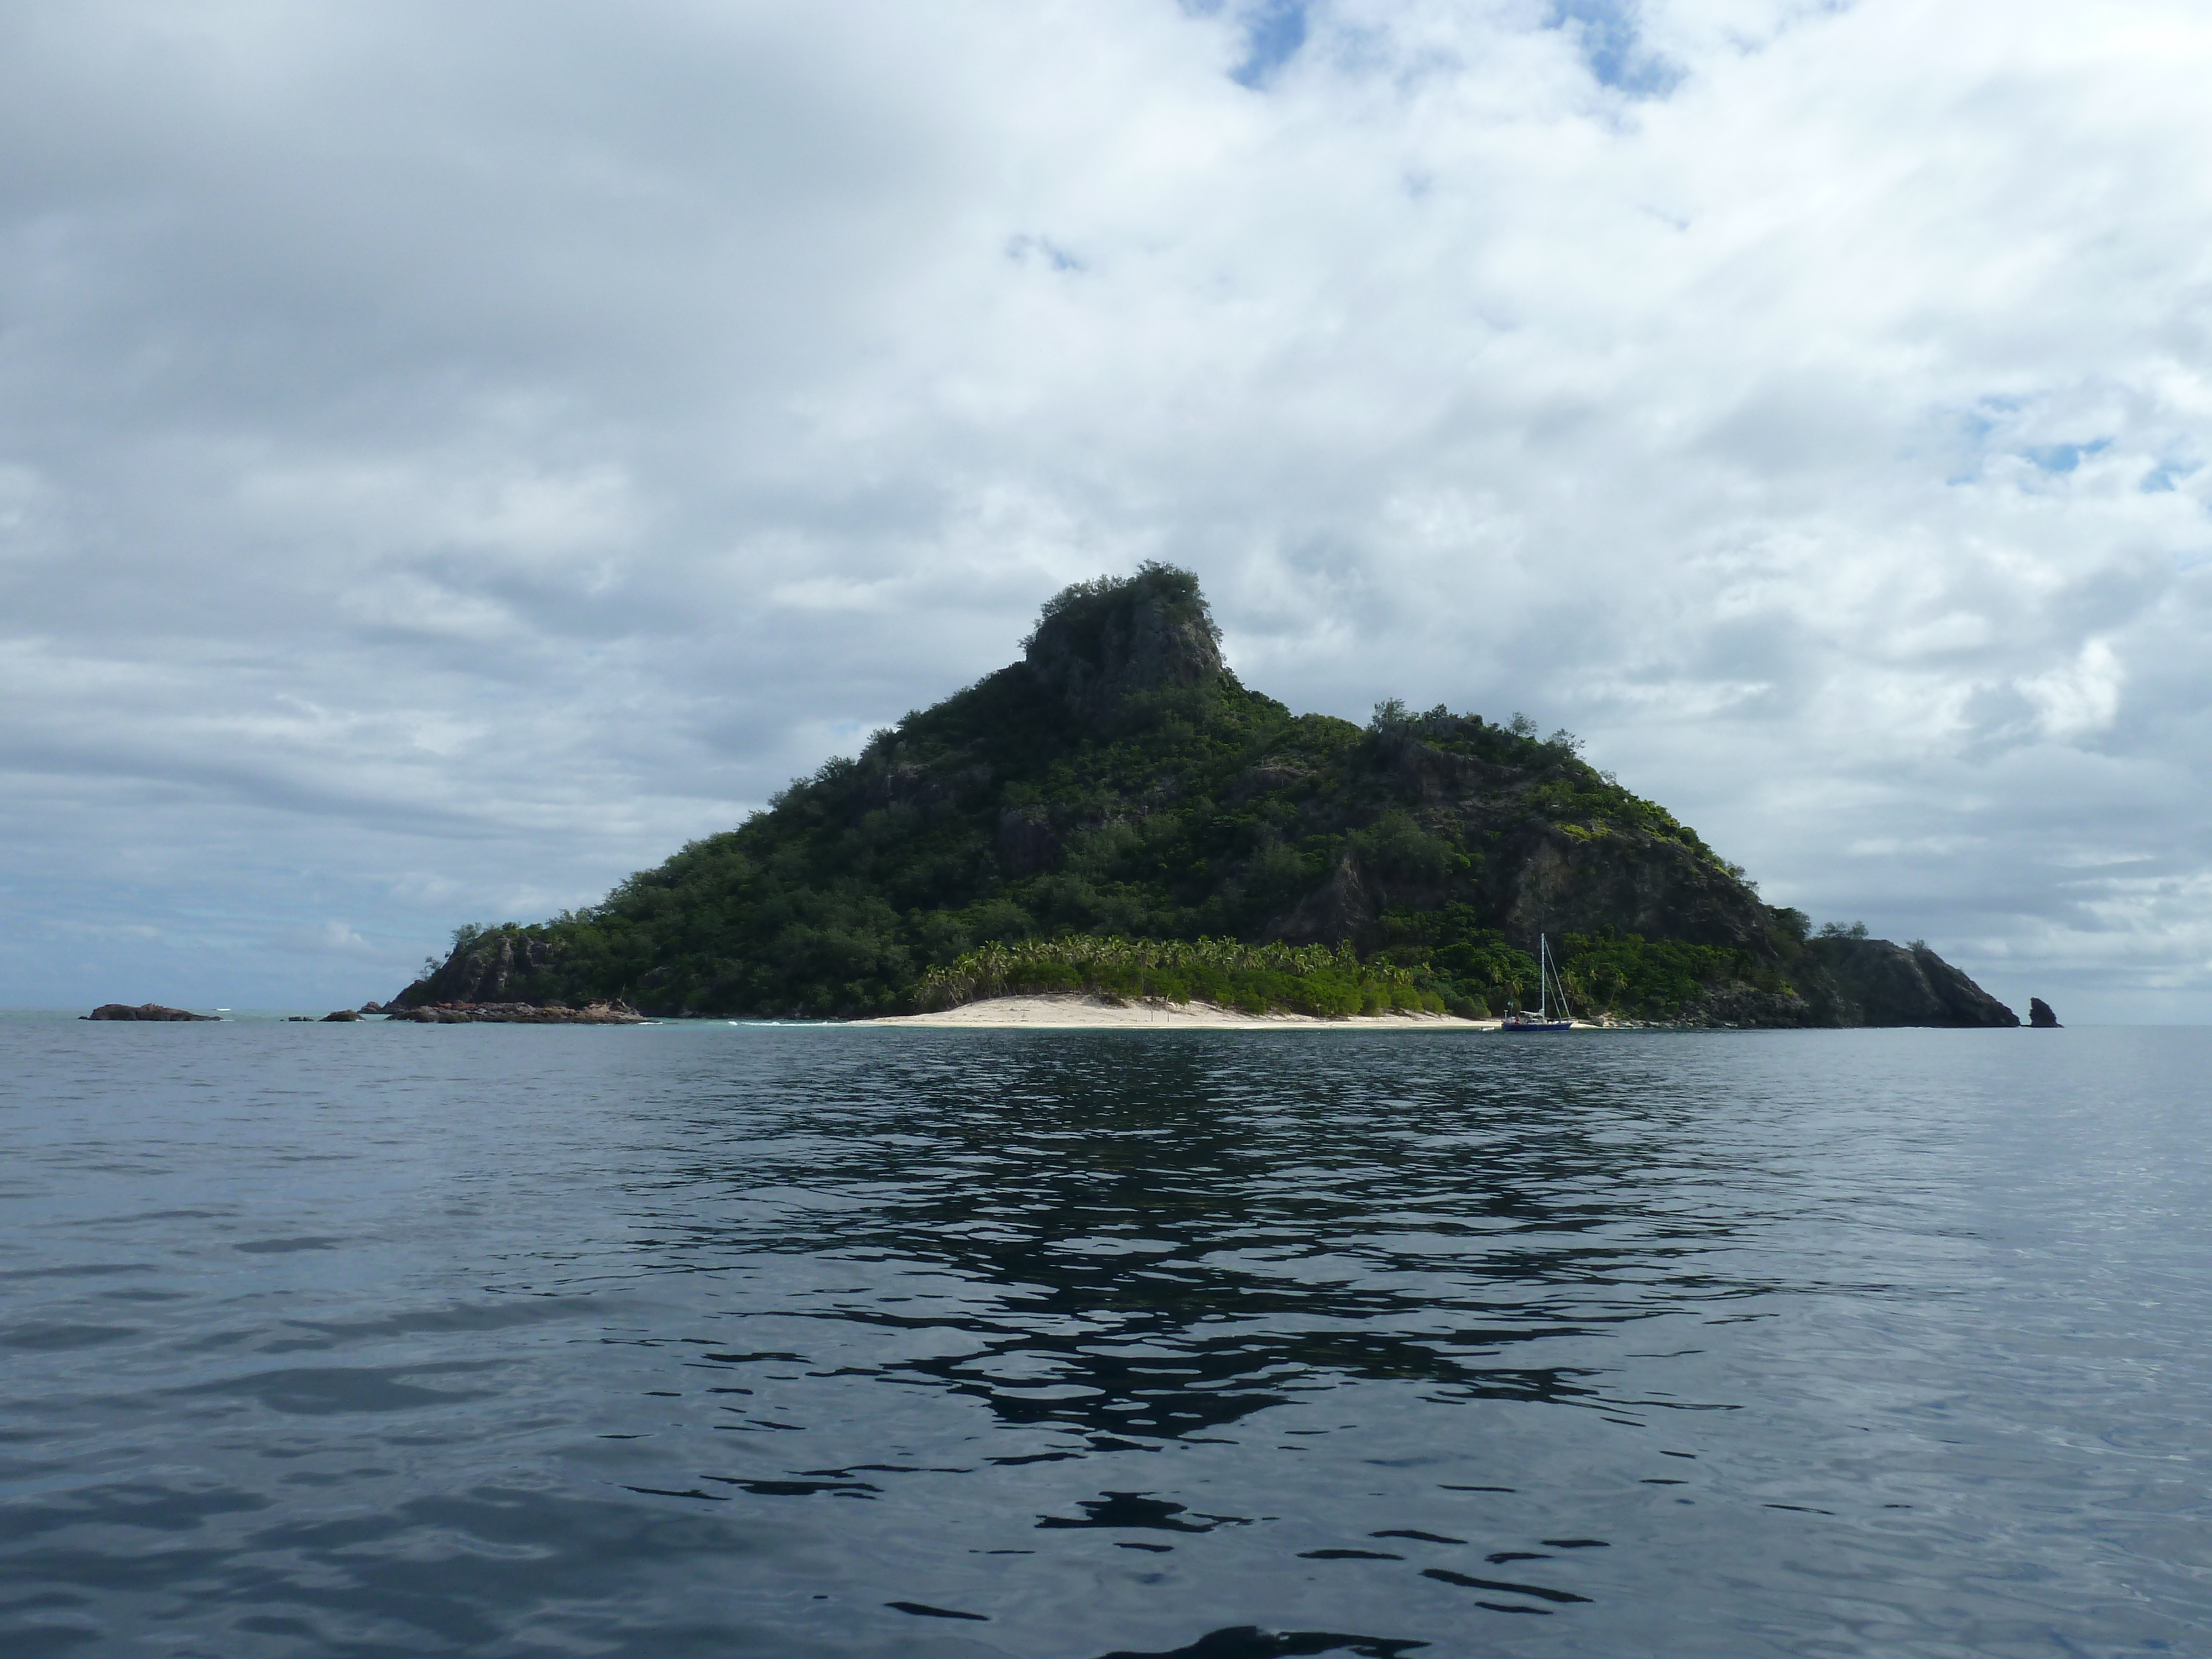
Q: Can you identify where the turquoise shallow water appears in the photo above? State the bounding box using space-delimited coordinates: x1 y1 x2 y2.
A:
1 1016 2206 1657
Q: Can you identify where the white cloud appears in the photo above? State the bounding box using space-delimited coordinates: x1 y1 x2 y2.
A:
2018 639 2125 741
274 920 373 957
1 0 2209 1017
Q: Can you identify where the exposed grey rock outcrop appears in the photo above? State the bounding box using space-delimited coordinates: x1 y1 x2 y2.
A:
1801 937 2018 1027
996 805 1058 877
1024 562 1224 728
1683 983 1816 1027
320 1009 361 1022
401 930 559 1006
85 1003 217 1021
1267 851 1378 946
1499 826 1775 955
384 1000 645 1025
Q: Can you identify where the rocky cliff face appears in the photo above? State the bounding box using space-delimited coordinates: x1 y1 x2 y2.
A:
1024 562 1224 728
1800 936 2018 1027
1256 721 1786 965
398 928 559 1007
1267 851 1380 945
1494 822 1775 954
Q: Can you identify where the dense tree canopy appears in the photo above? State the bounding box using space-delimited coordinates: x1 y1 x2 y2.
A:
398 567 1844 1021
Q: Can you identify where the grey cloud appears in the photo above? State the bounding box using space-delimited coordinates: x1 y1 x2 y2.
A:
2 0 2209 1019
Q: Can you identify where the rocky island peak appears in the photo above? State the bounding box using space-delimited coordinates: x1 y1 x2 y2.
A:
389 565 2016 1028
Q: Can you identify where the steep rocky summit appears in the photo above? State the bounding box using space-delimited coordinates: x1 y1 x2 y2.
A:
1025 570 1226 727
393 564 2016 1027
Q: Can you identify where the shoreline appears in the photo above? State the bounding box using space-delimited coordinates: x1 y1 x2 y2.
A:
858 994 1509 1030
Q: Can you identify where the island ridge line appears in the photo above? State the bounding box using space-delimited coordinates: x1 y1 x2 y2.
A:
388 566 2020 1028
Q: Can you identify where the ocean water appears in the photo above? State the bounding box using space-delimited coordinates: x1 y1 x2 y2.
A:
2 1015 2206 1658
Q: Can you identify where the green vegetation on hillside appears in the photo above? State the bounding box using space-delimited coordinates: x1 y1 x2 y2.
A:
401 564 1815 1021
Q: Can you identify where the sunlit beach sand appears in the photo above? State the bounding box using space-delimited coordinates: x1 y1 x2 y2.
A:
861 994 1502 1029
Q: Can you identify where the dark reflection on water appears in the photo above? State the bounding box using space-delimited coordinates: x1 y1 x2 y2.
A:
3 1016 2209 1657
646 1041 1780 1449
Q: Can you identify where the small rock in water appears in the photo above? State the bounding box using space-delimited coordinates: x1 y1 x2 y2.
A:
320 1009 361 1022
85 1003 219 1022
2029 997 2062 1029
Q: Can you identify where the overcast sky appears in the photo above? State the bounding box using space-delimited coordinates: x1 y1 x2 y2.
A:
3 0 2208 1020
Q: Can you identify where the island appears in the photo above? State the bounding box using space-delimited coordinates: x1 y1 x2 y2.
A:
388 565 2017 1029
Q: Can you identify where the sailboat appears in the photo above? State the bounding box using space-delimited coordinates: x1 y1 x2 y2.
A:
1500 933 1575 1032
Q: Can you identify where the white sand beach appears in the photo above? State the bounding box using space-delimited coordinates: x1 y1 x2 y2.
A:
860 994 1504 1030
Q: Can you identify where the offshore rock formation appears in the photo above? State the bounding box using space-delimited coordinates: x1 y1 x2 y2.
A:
383 1000 645 1025
391 564 2016 1027
2030 997 2062 1028
85 1003 217 1021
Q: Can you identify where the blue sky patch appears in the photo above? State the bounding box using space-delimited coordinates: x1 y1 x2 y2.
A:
1006 235 1083 273
1546 0 1684 97
2022 437 2111 474
1231 0 1309 88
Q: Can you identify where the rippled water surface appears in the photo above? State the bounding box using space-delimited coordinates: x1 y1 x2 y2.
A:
3 1016 2208 1657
